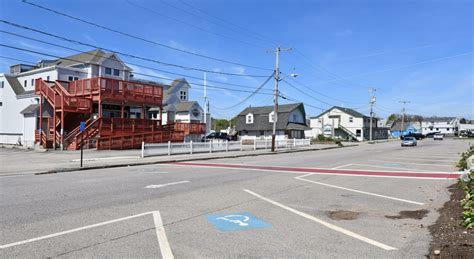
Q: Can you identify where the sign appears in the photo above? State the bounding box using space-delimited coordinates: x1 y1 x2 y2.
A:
207 212 271 232
80 121 86 132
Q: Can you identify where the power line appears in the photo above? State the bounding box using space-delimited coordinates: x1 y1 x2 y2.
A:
280 80 334 107
21 0 272 71
0 45 275 96
178 0 278 45
126 0 265 49
211 72 274 110
0 30 272 92
0 20 268 78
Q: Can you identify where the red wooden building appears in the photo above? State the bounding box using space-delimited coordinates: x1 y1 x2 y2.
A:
35 77 205 150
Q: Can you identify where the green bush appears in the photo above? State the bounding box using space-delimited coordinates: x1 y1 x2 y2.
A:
457 144 474 170
458 144 474 229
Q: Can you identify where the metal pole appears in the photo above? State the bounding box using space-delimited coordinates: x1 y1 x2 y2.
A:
80 131 84 168
369 88 376 141
399 100 410 138
271 47 280 152
203 72 207 139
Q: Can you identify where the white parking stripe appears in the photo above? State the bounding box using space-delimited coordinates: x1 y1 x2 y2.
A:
369 160 454 167
0 211 175 259
244 189 398 251
153 211 174 259
0 211 153 249
331 164 353 169
294 174 424 205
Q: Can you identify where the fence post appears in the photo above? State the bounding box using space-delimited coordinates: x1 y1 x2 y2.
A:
294 138 296 149
209 140 212 153
141 141 145 158
240 139 243 151
168 141 171 156
190 140 193 154
254 139 257 151
265 138 268 149
226 140 229 152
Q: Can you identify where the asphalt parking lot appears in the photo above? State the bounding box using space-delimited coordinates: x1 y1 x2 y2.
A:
0 138 470 258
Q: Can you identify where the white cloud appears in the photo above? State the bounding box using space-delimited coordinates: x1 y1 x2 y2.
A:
333 29 353 37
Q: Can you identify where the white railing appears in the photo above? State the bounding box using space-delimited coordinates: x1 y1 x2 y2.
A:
141 138 311 158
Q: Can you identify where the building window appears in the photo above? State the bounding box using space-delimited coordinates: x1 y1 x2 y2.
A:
105 67 112 75
46 76 50 81
356 129 361 137
349 117 353 123
24 80 27 87
0 102 3 106
436 128 439 131
68 76 79 81
113 69 120 76
0 81 3 88
447 128 450 131
293 114 298 121
179 91 187 101
31 79 35 86
246 113 253 124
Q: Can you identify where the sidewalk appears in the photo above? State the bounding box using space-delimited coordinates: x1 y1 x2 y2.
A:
0 143 355 176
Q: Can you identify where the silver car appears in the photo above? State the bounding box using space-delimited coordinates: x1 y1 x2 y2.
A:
401 136 417 147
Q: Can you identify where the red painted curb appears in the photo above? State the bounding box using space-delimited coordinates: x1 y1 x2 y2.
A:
170 162 460 179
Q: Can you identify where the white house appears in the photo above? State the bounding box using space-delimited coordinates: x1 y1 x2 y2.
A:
0 49 207 147
306 106 388 141
421 117 459 136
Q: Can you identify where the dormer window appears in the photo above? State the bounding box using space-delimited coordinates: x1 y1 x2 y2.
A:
179 91 187 101
113 69 120 76
269 111 275 123
105 67 112 75
246 113 254 124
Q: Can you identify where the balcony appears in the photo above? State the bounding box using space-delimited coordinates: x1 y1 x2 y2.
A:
172 122 206 135
66 77 163 105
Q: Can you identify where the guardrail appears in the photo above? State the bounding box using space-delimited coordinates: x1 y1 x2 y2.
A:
141 138 311 158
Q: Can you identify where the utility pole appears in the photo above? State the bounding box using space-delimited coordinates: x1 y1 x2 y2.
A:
369 88 376 141
270 46 291 152
399 100 410 138
203 72 207 134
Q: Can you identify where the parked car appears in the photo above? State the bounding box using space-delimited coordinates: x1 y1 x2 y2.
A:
201 132 230 142
425 132 441 138
401 136 417 147
433 133 444 140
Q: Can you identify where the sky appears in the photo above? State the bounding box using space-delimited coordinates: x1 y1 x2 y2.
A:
0 0 473 119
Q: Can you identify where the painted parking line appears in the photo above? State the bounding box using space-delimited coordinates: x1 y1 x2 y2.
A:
244 189 397 251
386 156 458 162
145 181 190 189
0 211 174 259
169 162 460 180
331 164 353 169
349 163 436 172
294 174 424 205
369 160 454 168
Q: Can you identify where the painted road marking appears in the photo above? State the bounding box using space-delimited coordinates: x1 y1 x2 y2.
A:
207 212 271 232
153 211 174 259
294 174 424 205
0 211 174 258
331 164 353 169
369 160 454 168
387 156 458 162
243 189 397 251
170 162 460 180
349 163 434 172
145 181 190 189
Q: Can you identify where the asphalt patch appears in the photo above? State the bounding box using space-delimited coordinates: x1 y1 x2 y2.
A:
385 209 429 220
328 210 359 220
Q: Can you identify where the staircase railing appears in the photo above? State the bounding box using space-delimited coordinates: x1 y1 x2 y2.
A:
338 124 359 141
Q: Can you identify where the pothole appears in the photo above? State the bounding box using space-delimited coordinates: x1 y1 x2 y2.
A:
385 209 429 220
328 210 359 220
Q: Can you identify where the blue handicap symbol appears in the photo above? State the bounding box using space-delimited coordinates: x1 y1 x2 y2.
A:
207 212 271 232
79 121 86 132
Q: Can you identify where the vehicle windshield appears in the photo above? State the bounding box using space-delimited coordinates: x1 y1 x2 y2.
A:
404 137 415 141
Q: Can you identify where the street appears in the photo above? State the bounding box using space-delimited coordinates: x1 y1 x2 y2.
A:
0 139 470 258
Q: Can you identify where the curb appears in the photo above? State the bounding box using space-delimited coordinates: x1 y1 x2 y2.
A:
28 144 358 176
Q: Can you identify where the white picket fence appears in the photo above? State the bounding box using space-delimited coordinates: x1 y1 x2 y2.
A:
141 138 310 158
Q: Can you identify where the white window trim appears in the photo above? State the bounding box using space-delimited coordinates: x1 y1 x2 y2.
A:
246 113 254 124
